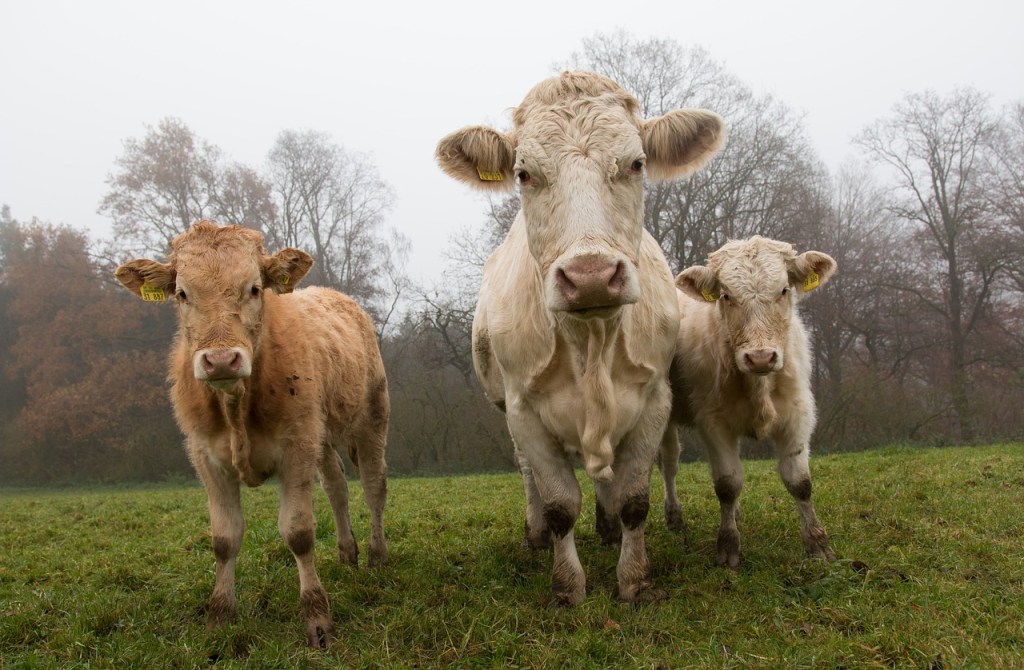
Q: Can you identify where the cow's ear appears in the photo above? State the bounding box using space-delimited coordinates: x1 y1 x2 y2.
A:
788 251 837 295
264 248 313 294
642 109 725 181
115 259 175 302
676 265 722 303
436 125 517 192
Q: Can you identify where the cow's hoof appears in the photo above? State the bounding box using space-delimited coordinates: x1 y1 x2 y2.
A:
368 544 388 568
716 528 741 570
620 580 668 604
665 505 686 534
803 527 837 561
306 623 335 649
205 592 236 629
338 541 359 566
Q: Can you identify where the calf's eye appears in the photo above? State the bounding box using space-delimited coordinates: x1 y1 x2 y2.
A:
176 289 188 302
251 285 261 298
631 159 645 173
516 170 531 184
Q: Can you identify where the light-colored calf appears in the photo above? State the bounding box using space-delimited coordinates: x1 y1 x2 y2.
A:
437 71 724 603
660 236 837 567
116 221 388 647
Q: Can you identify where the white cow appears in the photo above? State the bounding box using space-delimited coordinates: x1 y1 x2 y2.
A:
660 236 837 567
436 71 724 604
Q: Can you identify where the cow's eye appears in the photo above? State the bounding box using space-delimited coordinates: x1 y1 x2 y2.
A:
250 285 261 298
176 289 188 302
781 287 789 298
721 293 731 303
516 170 531 184
630 158 645 173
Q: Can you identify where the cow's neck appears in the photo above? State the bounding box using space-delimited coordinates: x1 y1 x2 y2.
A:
531 312 653 482
216 385 264 487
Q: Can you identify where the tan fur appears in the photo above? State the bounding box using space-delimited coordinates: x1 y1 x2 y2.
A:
115 221 389 647
661 236 837 566
438 72 724 604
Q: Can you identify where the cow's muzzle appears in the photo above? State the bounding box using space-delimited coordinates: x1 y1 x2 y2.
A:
551 253 638 314
194 347 252 382
739 348 782 375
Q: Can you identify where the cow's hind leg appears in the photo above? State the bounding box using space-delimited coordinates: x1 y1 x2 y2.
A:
353 381 389 567
659 424 686 534
704 427 744 569
594 480 621 546
279 455 334 648
193 448 244 628
775 428 836 560
319 446 358 565
515 440 551 550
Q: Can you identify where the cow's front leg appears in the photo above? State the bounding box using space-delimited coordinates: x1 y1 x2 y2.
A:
612 417 666 603
192 447 245 629
775 426 836 561
509 410 584 605
658 423 685 533
703 425 744 569
280 453 334 648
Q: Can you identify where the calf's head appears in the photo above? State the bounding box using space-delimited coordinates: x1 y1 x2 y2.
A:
676 236 836 375
115 221 312 393
437 71 724 318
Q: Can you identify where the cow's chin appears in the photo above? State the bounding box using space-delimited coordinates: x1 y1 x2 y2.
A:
561 304 624 320
204 378 247 396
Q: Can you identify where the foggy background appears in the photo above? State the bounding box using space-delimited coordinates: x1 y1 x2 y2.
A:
1 1 1022 484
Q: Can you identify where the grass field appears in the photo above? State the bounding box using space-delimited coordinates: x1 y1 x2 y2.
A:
2 444 1023 668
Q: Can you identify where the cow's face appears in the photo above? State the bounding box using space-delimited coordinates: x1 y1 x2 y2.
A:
676 236 836 375
436 71 724 319
115 221 312 394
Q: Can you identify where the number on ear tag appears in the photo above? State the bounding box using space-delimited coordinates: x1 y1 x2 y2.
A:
140 282 165 302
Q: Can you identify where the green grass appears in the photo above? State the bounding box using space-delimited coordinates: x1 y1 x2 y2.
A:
2 445 1023 668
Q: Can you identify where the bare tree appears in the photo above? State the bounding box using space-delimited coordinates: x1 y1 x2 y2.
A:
266 130 397 314
856 89 1004 441
564 31 823 272
99 118 272 256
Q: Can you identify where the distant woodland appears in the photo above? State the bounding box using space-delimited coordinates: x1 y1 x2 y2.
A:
2 34 1022 484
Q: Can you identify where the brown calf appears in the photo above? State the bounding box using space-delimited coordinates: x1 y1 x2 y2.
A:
116 221 388 647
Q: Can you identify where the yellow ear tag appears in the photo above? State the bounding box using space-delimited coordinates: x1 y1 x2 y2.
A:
803 271 820 292
140 282 166 302
476 167 504 182
278 274 290 286
701 287 719 302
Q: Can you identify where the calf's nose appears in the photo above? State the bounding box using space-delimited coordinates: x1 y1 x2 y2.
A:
200 349 244 379
744 349 779 374
555 255 627 311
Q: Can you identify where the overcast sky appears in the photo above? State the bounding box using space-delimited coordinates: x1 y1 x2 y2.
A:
2 0 1021 284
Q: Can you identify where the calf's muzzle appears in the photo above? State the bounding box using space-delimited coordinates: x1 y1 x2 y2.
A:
195 347 252 382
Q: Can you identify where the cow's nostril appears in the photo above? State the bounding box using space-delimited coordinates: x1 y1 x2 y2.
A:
607 262 626 293
555 268 579 298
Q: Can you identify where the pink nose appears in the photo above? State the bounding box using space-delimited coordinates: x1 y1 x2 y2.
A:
199 349 244 380
555 255 627 311
743 349 779 374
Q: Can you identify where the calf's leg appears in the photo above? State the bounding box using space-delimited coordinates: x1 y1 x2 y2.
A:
318 447 358 565
703 426 744 569
279 455 334 648
774 426 836 560
193 448 244 628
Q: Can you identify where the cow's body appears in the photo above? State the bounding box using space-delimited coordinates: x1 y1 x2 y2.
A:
659 236 836 567
116 221 388 647
437 71 724 604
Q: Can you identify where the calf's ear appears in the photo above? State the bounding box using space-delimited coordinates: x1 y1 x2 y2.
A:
436 125 516 192
676 265 722 303
642 109 725 181
115 259 175 302
788 251 837 295
264 248 313 294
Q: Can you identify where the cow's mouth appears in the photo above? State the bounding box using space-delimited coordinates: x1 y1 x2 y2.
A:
565 304 622 319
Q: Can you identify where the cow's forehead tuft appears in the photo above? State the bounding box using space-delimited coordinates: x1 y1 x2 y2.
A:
711 237 796 296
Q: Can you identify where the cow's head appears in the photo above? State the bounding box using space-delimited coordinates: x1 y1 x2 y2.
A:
437 71 724 319
676 236 836 375
115 221 312 394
